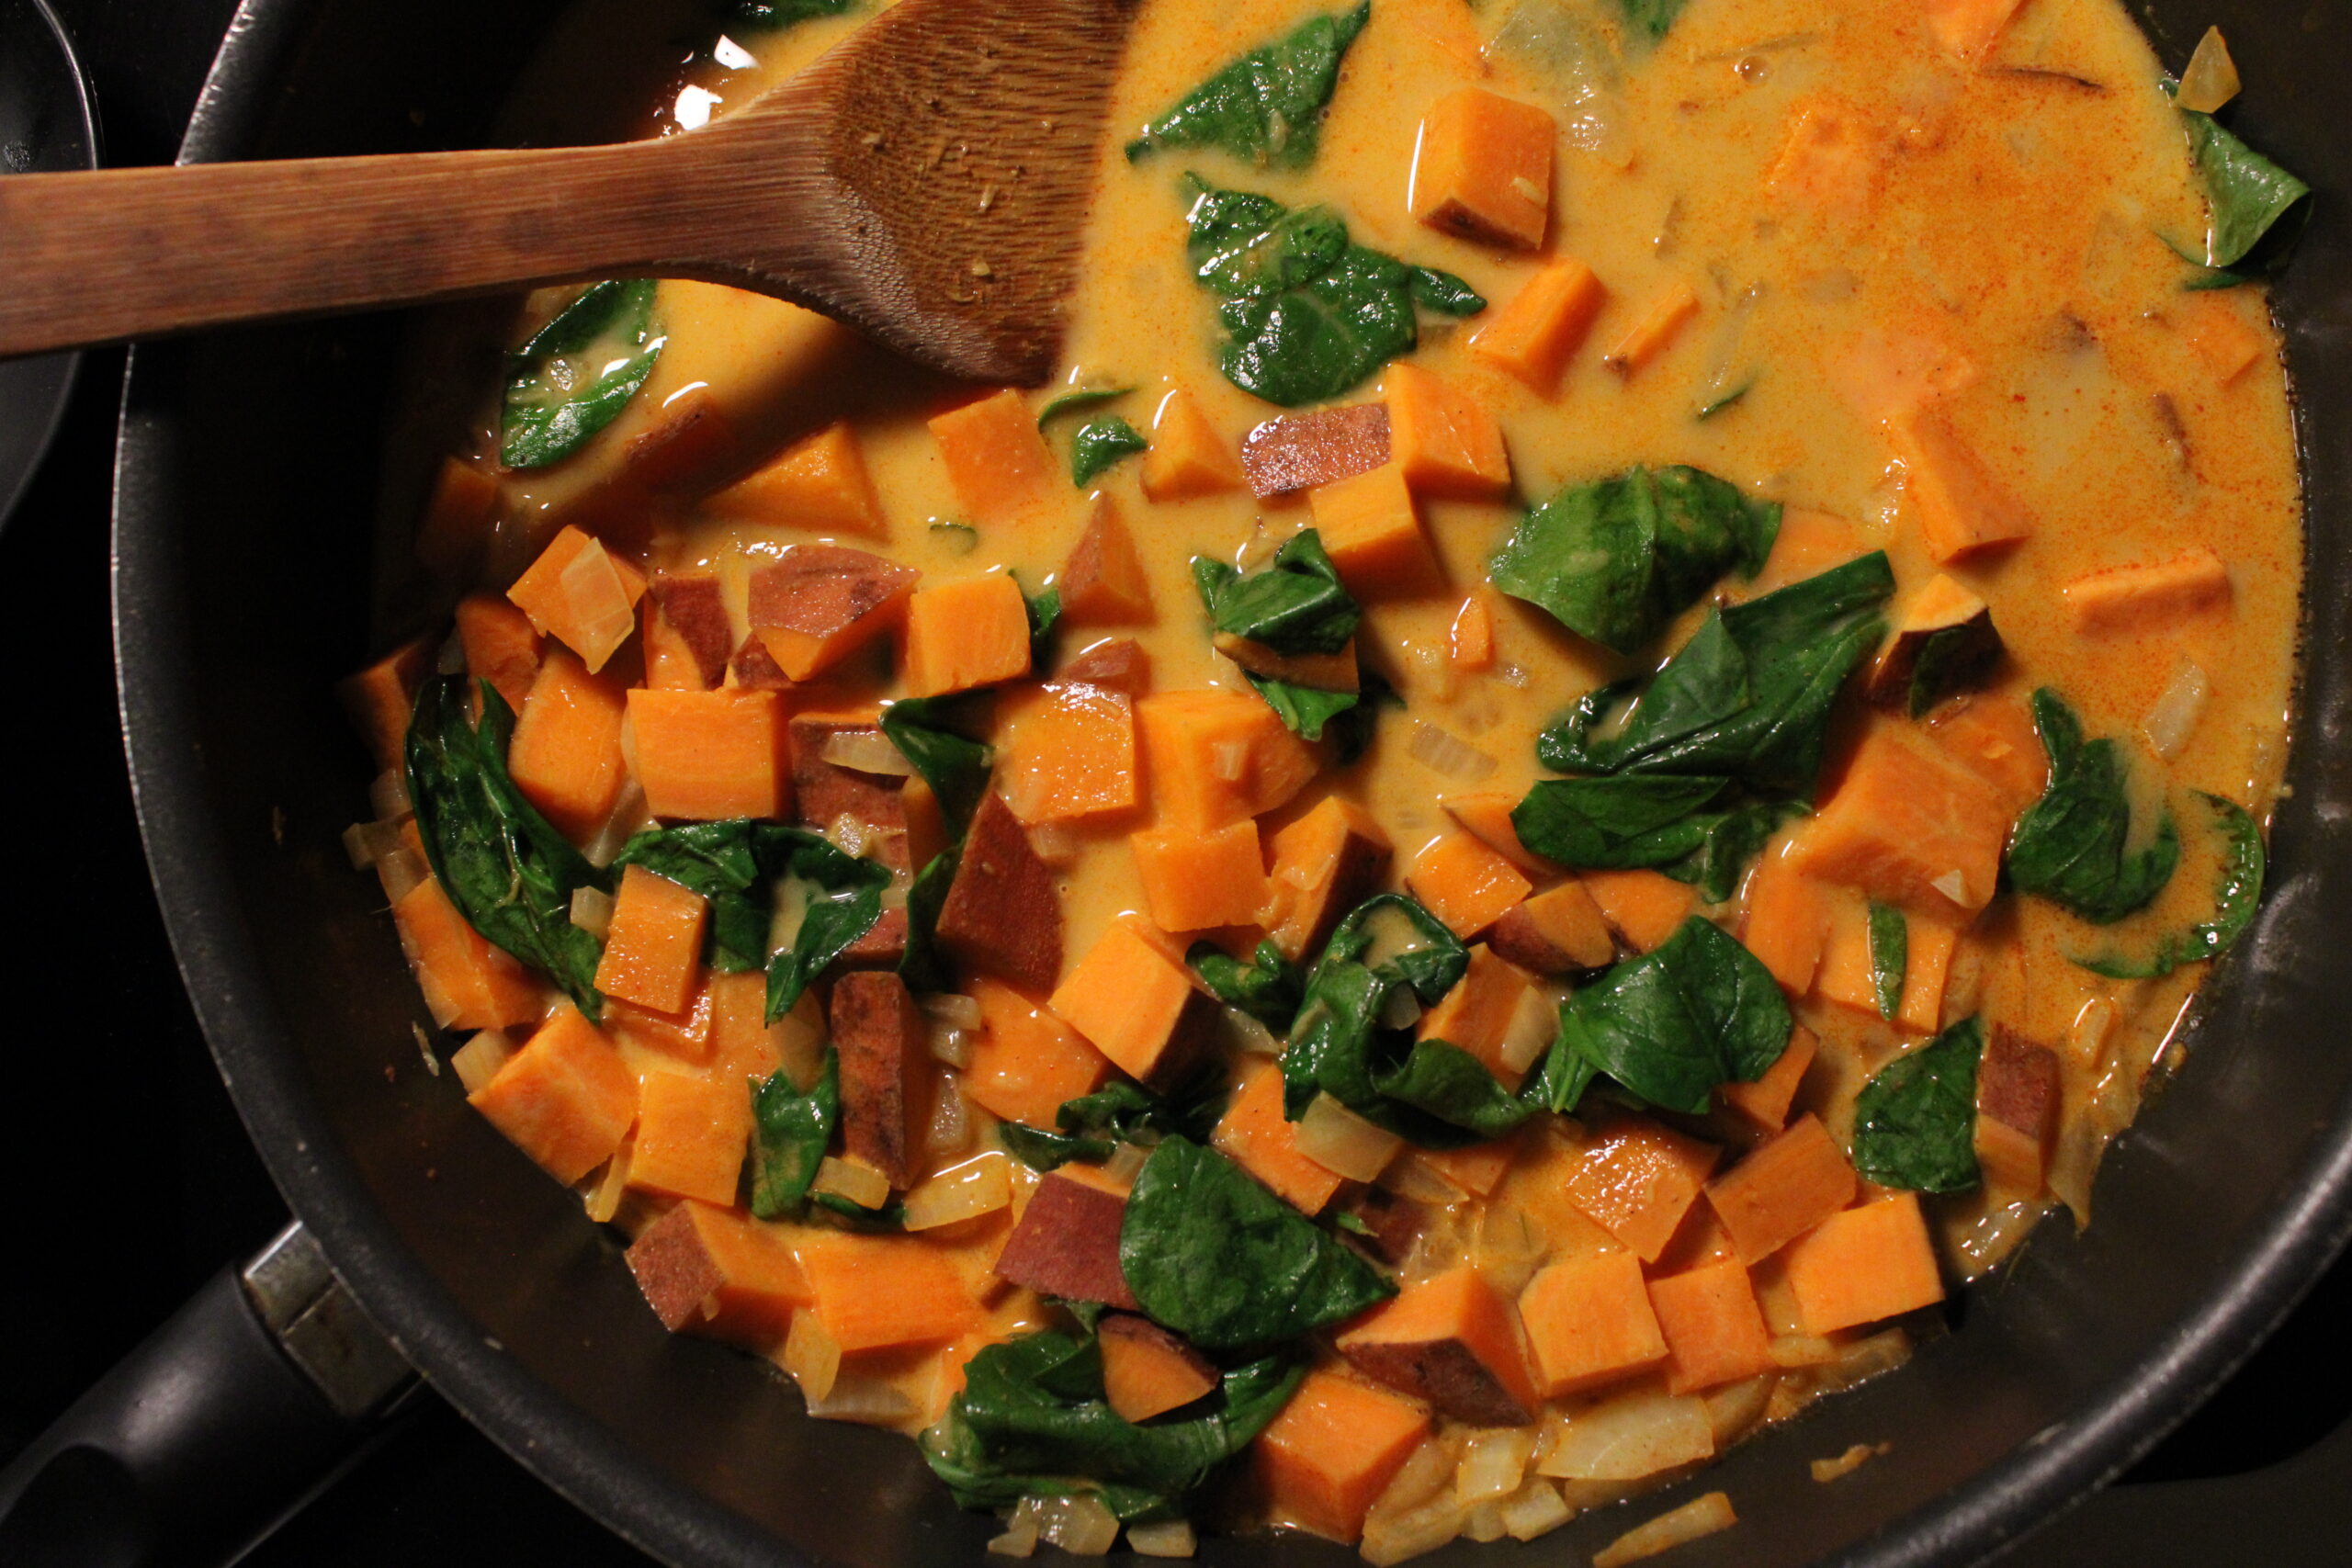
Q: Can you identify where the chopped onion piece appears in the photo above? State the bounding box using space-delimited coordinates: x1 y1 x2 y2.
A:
1813 1327 1911 1395
821 728 916 775
343 818 402 869
449 1031 515 1095
929 1075 974 1153
1382 1149 1468 1205
1103 1142 1148 1183
1498 1479 1574 1541
1592 1491 1737 1568
926 1020 975 1068
1493 660 1532 690
570 885 616 941
1473 1204 1548 1297
1211 739 1250 782
368 768 412 820
375 847 428 906
1811 1441 1885 1483
1499 986 1558 1074
1483 0 1633 167
1929 869 1968 906
1361 1495 1466 1566
902 1152 1012 1231
1380 986 1425 1031
1536 1391 1716 1481
1463 1503 1507 1542
1455 1427 1536 1505
1223 1009 1281 1056
1371 1435 1457 1519
583 780 650 869
1296 1093 1405 1182
1767 1334 1838 1369
1408 720 1498 781
768 875 813 957
1030 1493 1119 1555
805 1374 917 1427
1360 901 1437 970
785 1309 842 1402
922 992 984 1031
2142 660 2211 759
813 1155 892 1211
559 540 639 671
1125 1519 1196 1558
826 813 870 860
1703 1372 1776 1446
584 1137 632 1224
986 1520 1039 1559
1029 822 1080 868
2177 26 2240 113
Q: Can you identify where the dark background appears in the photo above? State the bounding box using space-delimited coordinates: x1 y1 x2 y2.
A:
0 3 2344 1563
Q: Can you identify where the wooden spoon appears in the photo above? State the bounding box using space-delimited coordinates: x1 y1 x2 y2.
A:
0 0 1135 385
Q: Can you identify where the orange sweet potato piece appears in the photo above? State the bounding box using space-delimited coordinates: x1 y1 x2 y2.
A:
1059 495 1154 626
1976 1024 2060 1192
1717 1025 1817 1134
1603 283 1701 377
1136 687 1318 831
627 1069 753 1207
1440 792 1555 877
622 385 736 491
644 572 733 691
412 456 501 578
964 976 1109 1127
1929 694 2049 814
1049 918 1221 1089
1559 1114 1722 1263
1383 362 1511 502
1308 465 1442 600
338 634 435 772
1778 1191 1945 1335
391 874 542 1032
707 970 786 1082
1811 897 1880 1018
999 682 1137 824
1740 509 1866 599
626 1198 810 1343
1408 830 1534 940
1416 944 1536 1089
1240 404 1391 499
1139 387 1246 502
1133 818 1269 933
902 572 1033 698
1897 916 1958 1033
936 792 1065 993
605 986 715 1066
1580 869 1696 953
1796 726 2010 921
507 648 629 841
746 544 918 681
1213 1060 1345 1216
1739 847 1833 995
1704 1113 1857 1264
1449 593 1497 671
706 420 886 536
594 864 709 1015
1765 97 1885 216
789 709 915 866
797 1231 983 1351
628 687 790 823
1517 1250 1668 1397
1887 403 2033 563
1409 87 1555 251
1648 1258 1776 1394
469 1007 639 1185
1099 1314 1219 1422
505 525 647 673
1337 1265 1541 1426
729 632 794 692
993 1169 1139 1308
830 970 930 1190
2062 547 2232 637
1251 1369 1431 1542
2180 297 2267 384
456 593 543 716
1407 1140 1520 1200
1487 881 1616 975
1061 636 1150 693
1924 0 2028 57
1467 256 1607 394
930 389 1056 523
1262 796 1394 961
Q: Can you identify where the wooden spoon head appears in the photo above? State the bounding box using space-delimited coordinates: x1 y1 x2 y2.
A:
699 0 1137 386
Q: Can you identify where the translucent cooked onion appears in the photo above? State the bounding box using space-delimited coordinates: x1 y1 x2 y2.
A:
1536 1392 1717 1481
570 885 616 941
1462 1503 1507 1542
559 541 639 669
785 1309 842 1403
368 768 412 820
1455 1428 1536 1505
1812 1328 1912 1396
1482 0 1633 167
342 818 404 870
1360 1494 1466 1566
1497 1480 1574 1541
812 1155 891 1211
1103 1142 1148 1183
1029 821 1080 868
583 780 650 869
985 1520 1039 1559
2177 26 2240 113
1296 1093 1405 1182
1499 986 1559 1074
902 1152 1012 1231
1592 1492 1737 1568
821 729 915 775
922 992 985 1031
584 1137 632 1224
804 1374 918 1427
1702 1373 1776 1447
1371 1435 1456 1520
2143 660 2211 759
928 1076 974 1153
1408 720 1498 782
1124 1520 1196 1558
375 846 428 905
1026 1494 1119 1556
768 876 813 956
448 1031 515 1095
1380 986 1425 1031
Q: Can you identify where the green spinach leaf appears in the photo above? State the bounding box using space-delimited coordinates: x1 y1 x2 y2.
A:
1246 674 1361 743
405 676 609 1017
1615 0 1688 39
1851 1016 1983 1192
1869 902 1907 1021
998 1122 1116 1173
2076 792 2265 977
1036 386 1135 426
1510 774 1794 903
1070 416 1149 487
749 1048 838 1218
1001 1077 1229 1174
1489 466 1781 655
1520 1018 1596 1114
1190 939 1305 1029
1192 530 1361 656
1127 2 1370 169
2005 688 2179 925
880 696 994 837
1374 1039 1537 1140
1119 1137 1395 1349
898 841 962 995
2183 107 2311 272
501 279 664 470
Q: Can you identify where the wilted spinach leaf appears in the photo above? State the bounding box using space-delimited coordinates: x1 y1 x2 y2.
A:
1510 774 1795 903
1036 386 1136 426
1248 674 1362 743
501 279 664 469
1070 416 1149 487
1375 1039 1537 1140
1191 939 1305 1028
1193 530 1361 656
1127 2 1370 169
749 1049 837 1219
405 676 609 1017
1489 466 1781 655
880 695 994 837
1120 1137 1395 1349
2006 688 2179 925
1616 0 1688 40
898 841 961 995
1851 1016 1983 1193
1869 902 1908 1021
2076 792 2265 978
2183 107 2310 273
1001 1076 1228 1174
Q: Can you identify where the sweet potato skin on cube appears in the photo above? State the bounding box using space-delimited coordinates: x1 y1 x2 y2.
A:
1212 1061 1345 1216
1796 726 2011 921
1517 1250 1668 1397
627 1069 753 1207
625 1198 810 1343
936 792 1065 992
1241 403 1392 499
1647 1258 1776 1394
643 573 732 690
469 1007 639 1185
963 976 1109 1127
1099 1314 1220 1423
745 544 918 681
830 970 930 1190
1704 1113 1856 1264
1049 919 1221 1089
628 688 790 824
455 593 544 716
1976 1024 2060 1191
1336 1265 1541 1426
1780 1191 1945 1335
789 710 916 868
1262 796 1394 962
1488 880 1616 975
1409 87 1555 251
1059 495 1155 626
992 1169 1140 1309
1250 1368 1431 1543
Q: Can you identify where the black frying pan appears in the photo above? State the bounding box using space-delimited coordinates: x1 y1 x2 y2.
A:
11 0 2352 1562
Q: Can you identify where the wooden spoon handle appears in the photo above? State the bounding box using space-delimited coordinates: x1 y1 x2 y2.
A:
0 133 786 355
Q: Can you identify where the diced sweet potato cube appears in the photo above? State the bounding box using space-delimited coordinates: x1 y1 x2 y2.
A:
1133 818 1269 933
1059 495 1153 626
1139 387 1246 502
1929 694 2049 813
1559 1115 1722 1263
2180 298 2267 383
1308 465 1442 599
936 792 1065 992
1213 1060 1345 1216
1409 87 1555 251
1062 636 1150 693
627 1070 752 1207
508 648 629 842
745 545 918 681
964 976 1108 1127
1488 881 1616 975
797 1231 984 1351
594 864 708 1015
787 710 919 865
1779 1191 1945 1335
625 1198 810 1344
456 593 543 716
469 1007 639 1185
1439 792 1555 877
1897 916 1958 1033
505 525 647 673
622 386 736 491
1408 831 1533 940
644 573 732 691
1251 1369 1431 1543
830 971 929 1190
999 682 1137 824
729 632 793 691
338 635 435 773
1739 849 1831 995
1865 574 2000 714
1049 918 1220 1089
902 572 1033 698
1811 897 1881 1019
628 687 790 823
1449 593 1497 671
1579 869 1696 953
1742 509 1866 599
1416 944 1536 1090
605 987 715 1066
1796 726 2011 921
1099 1314 1219 1422
707 970 789 1082
1518 1250 1668 1397
2062 547 2232 637
391 874 542 1032
413 456 501 578
1337 1265 1541 1426
1717 1026 1817 1133
1262 796 1394 961
1648 1259 1776 1394
1383 362 1511 502
1136 687 1318 831
930 389 1055 523
1704 1113 1857 1264
993 1169 1139 1308
1887 403 2033 563
1408 1140 1520 1199
1766 97 1884 215
1467 255 1606 394
706 420 886 536
1925 0 2028 57
1603 284 1701 377
1240 404 1391 499
1976 1024 2060 1192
